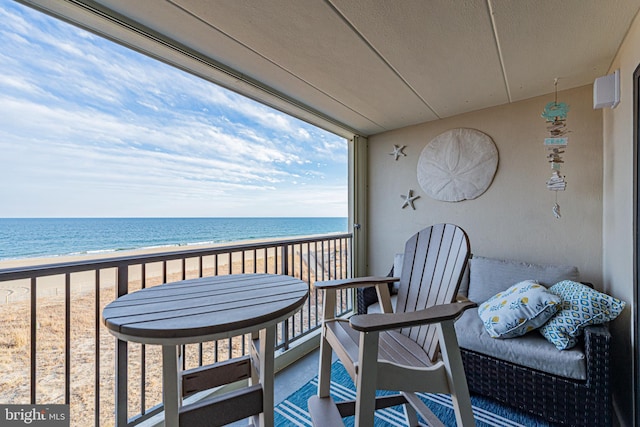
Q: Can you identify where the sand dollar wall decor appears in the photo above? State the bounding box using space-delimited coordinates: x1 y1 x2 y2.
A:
417 128 498 202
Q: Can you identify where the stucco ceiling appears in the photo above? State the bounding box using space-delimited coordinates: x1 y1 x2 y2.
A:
21 0 640 137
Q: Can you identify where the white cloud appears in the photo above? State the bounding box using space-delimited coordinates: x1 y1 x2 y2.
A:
0 0 348 218
0 75 43 95
297 128 311 140
0 6 31 35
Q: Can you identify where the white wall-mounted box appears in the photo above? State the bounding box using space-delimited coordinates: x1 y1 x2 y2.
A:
593 69 620 109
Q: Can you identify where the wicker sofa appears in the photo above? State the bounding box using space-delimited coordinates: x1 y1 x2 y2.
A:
357 255 612 427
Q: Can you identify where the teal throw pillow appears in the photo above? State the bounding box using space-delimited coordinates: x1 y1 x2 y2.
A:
540 280 626 350
478 280 562 339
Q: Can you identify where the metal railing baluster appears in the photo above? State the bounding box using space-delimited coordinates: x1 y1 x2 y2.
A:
253 249 257 273
263 248 268 273
94 269 101 427
115 264 129 426
30 277 36 404
65 273 71 405
305 242 311 332
140 265 147 416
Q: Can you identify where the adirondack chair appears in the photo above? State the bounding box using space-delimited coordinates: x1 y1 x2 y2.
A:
308 224 476 427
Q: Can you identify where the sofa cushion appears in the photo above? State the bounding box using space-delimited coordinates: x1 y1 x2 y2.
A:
478 280 562 338
467 256 579 303
367 295 397 314
456 262 471 297
540 280 626 350
456 308 587 380
391 253 404 293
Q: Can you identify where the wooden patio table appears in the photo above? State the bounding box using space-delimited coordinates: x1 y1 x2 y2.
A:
102 273 309 427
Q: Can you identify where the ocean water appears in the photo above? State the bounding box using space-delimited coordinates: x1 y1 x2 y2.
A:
0 217 348 260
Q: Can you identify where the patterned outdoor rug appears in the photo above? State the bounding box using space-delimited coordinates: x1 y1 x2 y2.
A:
274 361 557 426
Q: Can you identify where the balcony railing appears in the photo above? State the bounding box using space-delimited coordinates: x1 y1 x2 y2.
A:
0 233 353 426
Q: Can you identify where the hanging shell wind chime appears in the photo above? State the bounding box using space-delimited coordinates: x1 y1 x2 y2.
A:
541 79 569 219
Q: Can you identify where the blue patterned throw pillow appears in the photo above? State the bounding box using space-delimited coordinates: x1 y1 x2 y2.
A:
478 280 562 339
540 280 626 350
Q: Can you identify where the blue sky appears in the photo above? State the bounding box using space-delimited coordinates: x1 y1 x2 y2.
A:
0 1 348 218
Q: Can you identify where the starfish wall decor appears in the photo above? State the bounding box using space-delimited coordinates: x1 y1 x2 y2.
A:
389 144 407 161
401 189 420 210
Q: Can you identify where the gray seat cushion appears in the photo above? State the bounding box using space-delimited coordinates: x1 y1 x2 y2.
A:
467 256 579 303
367 295 397 314
455 308 587 380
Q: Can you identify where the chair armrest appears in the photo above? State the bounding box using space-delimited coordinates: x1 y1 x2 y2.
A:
315 276 399 290
349 301 477 332
583 323 611 357
584 323 610 338
582 324 611 389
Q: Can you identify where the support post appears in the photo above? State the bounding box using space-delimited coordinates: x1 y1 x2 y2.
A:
252 326 275 427
355 330 379 427
437 321 475 426
162 345 182 427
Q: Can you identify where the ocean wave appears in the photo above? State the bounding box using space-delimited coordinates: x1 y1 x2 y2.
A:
184 241 219 246
83 249 119 255
73 244 185 255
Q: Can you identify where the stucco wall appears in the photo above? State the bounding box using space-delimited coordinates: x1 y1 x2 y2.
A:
602 9 640 426
368 85 603 287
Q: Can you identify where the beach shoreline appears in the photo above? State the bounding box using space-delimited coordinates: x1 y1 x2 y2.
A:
0 235 288 269
0 233 336 303
0 233 340 306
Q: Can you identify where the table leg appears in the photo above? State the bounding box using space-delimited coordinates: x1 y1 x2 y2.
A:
252 326 275 427
250 331 259 385
162 345 182 427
